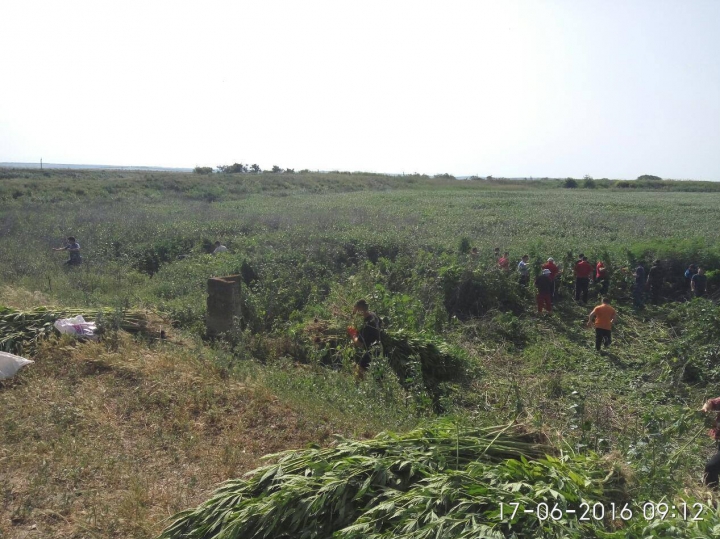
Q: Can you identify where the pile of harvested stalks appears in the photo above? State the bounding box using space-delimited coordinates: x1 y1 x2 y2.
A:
0 306 153 355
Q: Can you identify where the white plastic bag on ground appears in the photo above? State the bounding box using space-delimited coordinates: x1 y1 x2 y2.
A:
0 351 34 380
54 315 98 339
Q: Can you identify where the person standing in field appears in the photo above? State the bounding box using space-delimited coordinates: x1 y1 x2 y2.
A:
700 396 720 488
574 254 593 304
213 241 228 254
633 263 645 308
542 257 560 302
646 260 664 303
498 251 510 272
595 260 609 295
685 264 698 290
535 269 553 314
517 254 530 287
52 236 82 266
691 267 708 298
587 297 616 353
350 299 383 375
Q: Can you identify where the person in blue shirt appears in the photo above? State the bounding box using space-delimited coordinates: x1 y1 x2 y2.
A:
53 236 82 266
684 264 698 289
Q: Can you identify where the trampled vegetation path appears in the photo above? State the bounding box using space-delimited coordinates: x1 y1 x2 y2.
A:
1 169 720 538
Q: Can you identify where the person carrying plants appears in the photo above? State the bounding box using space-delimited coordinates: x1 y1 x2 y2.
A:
52 236 82 266
587 297 616 353
535 269 553 314
349 299 383 376
574 254 593 304
700 396 720 488
517 254 530 287
646 260 664 304
691 267 708 298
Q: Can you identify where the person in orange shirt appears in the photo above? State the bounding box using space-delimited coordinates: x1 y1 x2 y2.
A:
587 297 616 352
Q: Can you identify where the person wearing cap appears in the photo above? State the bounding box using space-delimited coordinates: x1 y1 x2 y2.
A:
351 299 382 374
542 257 560 302
574 254 593 304
517 254 530 286
700 396 720 488
596 260 609 295
535 269 553 314
587 297 616 353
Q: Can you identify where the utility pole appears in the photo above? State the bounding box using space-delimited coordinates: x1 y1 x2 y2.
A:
40 158 43 170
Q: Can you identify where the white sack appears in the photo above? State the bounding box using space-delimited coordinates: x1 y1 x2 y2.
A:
0 351 34 380
54 315 98 339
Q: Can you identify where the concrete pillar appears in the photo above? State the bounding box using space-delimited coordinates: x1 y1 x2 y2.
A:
206 275 243 336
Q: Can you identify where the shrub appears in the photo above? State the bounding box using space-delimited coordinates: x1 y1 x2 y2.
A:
563 178 578 188
193 166 213 175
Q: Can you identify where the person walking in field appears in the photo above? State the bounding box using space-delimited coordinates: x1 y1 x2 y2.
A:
542 257 560 302
574 254 593 304
685 264 698 290
349 299 383 376
52 236 82 266
595 260 609 295
213 241 228 254
498 251 510 272
517 254 530 287
647 260 664 304
700 396 720 488
535 269 553 314
691 267 708 298
587 297 616 353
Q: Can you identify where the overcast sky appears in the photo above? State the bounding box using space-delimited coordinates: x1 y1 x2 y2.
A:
1 1 719 179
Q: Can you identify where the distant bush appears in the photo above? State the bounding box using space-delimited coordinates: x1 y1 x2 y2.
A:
638 174 662 181
193 166 213 175
615 181 631 188
583 178 596 189
563 178 578 188
433 173 456 180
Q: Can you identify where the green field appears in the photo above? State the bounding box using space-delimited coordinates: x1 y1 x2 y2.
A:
2 169 720 538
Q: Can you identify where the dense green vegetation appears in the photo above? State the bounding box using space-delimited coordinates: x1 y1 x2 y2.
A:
2 168 720 538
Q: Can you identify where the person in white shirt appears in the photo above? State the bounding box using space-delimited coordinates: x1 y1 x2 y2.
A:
213 241 228 254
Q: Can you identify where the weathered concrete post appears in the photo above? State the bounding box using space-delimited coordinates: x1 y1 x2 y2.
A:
206 274 243 336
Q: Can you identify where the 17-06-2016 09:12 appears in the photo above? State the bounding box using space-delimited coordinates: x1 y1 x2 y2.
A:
499 501 706 522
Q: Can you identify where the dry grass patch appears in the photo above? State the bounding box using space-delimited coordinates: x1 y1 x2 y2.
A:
0 335 337 539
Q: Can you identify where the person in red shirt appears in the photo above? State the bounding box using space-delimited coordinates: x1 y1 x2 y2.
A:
701 397 720 488
542 257 560 302
574 254 593 304
596 260 609 295
498 251 510 272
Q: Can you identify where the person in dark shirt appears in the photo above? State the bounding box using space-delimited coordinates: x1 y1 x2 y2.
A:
53 236 82 266
535 269 553 314
351 299 382 372
574 255 593 304
633 263 645 308
685 264 698 288
646 260 664 304
691 267 708 298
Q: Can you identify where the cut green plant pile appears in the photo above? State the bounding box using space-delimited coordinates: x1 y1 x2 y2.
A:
0 306 152 354
159 420 720 539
